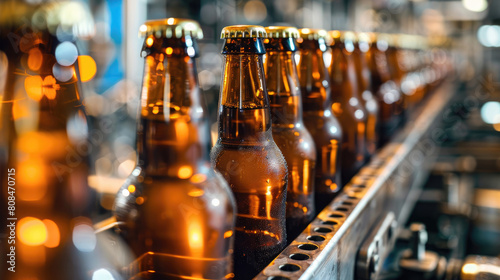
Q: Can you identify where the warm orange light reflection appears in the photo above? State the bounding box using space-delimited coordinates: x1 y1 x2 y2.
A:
178 165 193 179
166 47 173 55
190 174 207 184
146 37 154 47
42 219 60 248
18 217 48 246
17 157 48 201
128 185 136 193
77 55 97 82
43 75 59 99
188 221 203 253
24 75 43 101
136 197 145 205
223 230 233 238
12 101 30 120
188 188 204 197
28 48 43 71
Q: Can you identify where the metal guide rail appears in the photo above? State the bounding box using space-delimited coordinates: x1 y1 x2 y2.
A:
255 81 456 280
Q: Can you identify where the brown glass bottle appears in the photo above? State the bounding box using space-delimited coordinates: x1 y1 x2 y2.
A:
297 29 342 211
366 33 401 146
113 19 236 280
328 31 367 183
354 32 380 156
263 26 316 241
0 2 121 279
385 34 406 125
210 25 288 280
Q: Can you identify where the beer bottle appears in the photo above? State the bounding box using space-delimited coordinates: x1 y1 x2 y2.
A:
327 31 367 183
397 35 425 111
355 32 380 156
297 28 342 210
263 26 317 240
366 33 401 145
385 34 406 126
211 25 288 280
0 1 122 279
113 19 236 280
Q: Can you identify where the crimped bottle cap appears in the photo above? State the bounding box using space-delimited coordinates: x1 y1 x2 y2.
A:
221 25 266 39
265 26 300 38
139 18 203 39
298 28 328 40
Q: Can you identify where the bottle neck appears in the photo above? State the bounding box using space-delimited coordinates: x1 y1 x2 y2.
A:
137 40 208 174
264 38 303 126
329 43 359 101
297 39 331 112
217 38 272 145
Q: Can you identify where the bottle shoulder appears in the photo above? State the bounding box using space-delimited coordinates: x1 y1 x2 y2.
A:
113 166 236 221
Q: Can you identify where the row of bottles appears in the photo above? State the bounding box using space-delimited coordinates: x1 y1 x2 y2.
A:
112 21 452 280
0 5 453 279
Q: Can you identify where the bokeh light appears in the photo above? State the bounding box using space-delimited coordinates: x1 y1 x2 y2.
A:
55 41 78 66
243 0 267 23
72 222 97 252
18 217 48 246
27 48 43 71
480 101 500 124
53 63 75 82
42 219 61 248
462 0 488 12
477 25 500 47
77 55 97 82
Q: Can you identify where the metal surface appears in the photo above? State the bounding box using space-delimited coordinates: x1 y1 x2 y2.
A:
356 212 397 280
254 81 456 280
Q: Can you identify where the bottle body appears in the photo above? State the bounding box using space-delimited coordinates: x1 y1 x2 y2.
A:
264 35 317 240
386 43 406 126
113 31 236 280
353 37 379 157
329 40 367 183
367 39 401 146
211 35 288 279
297 37 342 211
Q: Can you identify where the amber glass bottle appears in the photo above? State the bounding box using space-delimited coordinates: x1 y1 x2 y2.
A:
297 28 342 211
113 19 236 280
263 26 316 240
210 25 288 280
354 32 379 157
385 34 406 125
398 35 426 110
0 1 120 279
328 31 367 183
366 33 401 145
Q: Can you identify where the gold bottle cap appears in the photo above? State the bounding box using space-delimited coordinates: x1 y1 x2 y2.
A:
328 30 357 43
357 32 372 44
220 25 266 39
139 18 203 39
265 26 300 38
298 28 328 40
